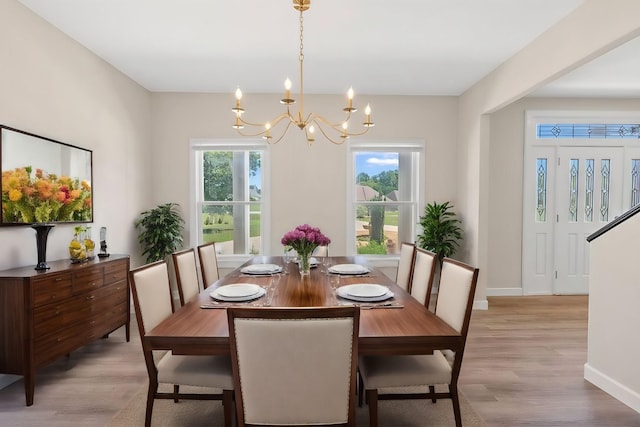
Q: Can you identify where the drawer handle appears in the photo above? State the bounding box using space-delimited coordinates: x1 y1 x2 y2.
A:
54 277 63 282
86 295 95 300
55 310 61 315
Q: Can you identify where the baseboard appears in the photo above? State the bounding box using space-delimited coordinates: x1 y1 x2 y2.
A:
0 374 20 390
485 287 524 297
473 299 488 310
584 363 640 413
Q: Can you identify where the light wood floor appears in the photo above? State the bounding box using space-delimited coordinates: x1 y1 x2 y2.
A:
1 296 639 426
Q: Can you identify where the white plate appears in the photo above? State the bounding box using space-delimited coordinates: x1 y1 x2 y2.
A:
336 286 394 302
329 264 370 275
215 283 262 298
210 286 266 302
240 264 282 274
342 284 388 298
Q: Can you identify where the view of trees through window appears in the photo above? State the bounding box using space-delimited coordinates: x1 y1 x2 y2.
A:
355 152 401 255
199 150 263 255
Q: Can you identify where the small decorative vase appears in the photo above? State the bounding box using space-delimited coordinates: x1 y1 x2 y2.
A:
298 252 311 276
69 234 87 263
84 227 95 259
32 223 55 271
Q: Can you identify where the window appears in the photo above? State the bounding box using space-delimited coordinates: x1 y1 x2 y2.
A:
347 140 423 255
191 139 269 256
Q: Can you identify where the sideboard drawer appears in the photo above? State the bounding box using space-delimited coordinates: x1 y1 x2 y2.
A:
33 296 93 339
33 274 72 307
72 267 104 294
104 260 128 284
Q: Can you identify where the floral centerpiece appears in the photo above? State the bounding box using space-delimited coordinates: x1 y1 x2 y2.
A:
2 166 92 223
281 224 330 276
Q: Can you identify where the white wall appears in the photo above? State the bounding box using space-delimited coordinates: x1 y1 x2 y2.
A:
585 213 640 412
0 0 152 270
150 93 459 257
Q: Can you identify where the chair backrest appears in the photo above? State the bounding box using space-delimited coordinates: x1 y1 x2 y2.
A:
434 258 479 337
129 261 174 338
395 242 416 291
227 307 360 427
172 248 200 306
197 242 219 288
409 247 437 307
312 245 329 257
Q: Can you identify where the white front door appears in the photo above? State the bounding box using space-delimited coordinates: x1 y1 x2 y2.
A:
554 147 623 294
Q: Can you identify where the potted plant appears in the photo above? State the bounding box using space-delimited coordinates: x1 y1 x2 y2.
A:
417 201 463 266
135 203 185 263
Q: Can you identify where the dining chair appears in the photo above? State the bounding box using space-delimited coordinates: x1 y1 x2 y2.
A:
395 242 416 291
227 306 360 427
409 247 437 309
129 261 234 427
197 241 220 288
172 248 200 306
358 257 479 427
312 245 329 257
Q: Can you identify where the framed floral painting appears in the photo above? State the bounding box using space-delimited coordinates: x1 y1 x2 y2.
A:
1 125 93 225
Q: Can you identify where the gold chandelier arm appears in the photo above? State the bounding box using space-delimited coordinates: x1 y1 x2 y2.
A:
309 111 355 130
237 112 293 130
267 120 295 144
311 119 348 145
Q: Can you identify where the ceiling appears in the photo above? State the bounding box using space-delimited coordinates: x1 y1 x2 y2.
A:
17 0 640 98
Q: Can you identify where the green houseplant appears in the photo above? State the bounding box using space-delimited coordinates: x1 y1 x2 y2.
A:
135 203 185 263
417 201 463 266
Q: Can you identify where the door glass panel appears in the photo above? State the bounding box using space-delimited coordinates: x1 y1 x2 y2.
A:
584 159 594 222
632 159 640 208
569 159 579 222
536 158 547 222
600 159 611 221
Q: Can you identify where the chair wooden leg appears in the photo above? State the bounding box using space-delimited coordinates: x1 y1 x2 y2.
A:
173 384 179 403
366 389 378 427
450 383 462 427
358 371 364 407
429 385 436 403
222 389 233 427
145 383 157 427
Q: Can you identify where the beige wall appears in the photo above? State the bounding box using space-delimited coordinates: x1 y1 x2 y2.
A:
150 93 459 256
0 0 152 271
586 212 640 411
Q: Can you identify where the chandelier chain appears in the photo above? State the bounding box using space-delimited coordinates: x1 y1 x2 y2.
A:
299 9 304 62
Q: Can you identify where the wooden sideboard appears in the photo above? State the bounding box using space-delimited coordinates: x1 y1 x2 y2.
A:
0 254 130 406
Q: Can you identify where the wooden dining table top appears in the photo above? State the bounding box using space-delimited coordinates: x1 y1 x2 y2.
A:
145 256 462 356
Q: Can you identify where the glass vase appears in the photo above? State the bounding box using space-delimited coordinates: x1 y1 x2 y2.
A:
298 252 311 276
69 233 87 263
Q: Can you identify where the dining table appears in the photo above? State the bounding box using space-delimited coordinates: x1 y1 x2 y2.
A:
145 256 462 356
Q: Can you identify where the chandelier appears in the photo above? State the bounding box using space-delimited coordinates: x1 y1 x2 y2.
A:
231 0 374 145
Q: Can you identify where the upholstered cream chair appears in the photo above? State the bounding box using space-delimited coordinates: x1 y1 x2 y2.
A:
197 241 220 289
358 258 479 427
395 242 416 291
227 306 360 427
409 247 437 308
312 245 329 257
172 248 200 306
129 261 234 427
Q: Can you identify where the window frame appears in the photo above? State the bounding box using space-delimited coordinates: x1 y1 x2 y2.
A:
190 138 270 263
346 139 425 258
